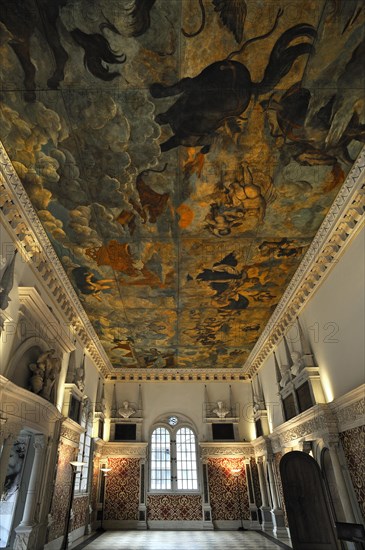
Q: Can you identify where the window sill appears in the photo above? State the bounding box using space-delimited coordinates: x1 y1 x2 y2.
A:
73 491 90 498
147 490 200 495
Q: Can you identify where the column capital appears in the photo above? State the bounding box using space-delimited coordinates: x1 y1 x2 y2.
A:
322 434 340 449
0 421 22 443
33 434 46 451
297 440 313 453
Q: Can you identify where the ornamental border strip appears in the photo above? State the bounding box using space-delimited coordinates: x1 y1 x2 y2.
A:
245 146 365 376
0 141 111 375
1 141 364 380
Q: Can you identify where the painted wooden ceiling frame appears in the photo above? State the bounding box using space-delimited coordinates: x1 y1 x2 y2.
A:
1 141 364 381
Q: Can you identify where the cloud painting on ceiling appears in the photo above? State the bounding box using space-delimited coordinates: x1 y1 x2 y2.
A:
0 0 364 370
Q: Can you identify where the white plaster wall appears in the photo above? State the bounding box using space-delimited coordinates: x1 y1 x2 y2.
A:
257 225 365 426
300 225 365 400
0 219 101 411
105 380 255 442
256 354 285 431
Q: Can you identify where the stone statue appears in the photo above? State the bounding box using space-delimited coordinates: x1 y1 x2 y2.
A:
212 401 230 419
74 357 86 392
29 361 45 395
118 400 135 419
253 398 261 415
29 349 61 403
279 363 291 388
0 250 17 330
0 250 17 312
100 394 107 414
290 351 304 377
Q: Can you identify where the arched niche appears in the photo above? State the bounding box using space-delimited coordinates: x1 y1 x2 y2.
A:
6 337 53 398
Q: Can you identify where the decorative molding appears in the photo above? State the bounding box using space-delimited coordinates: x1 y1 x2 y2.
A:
251 436 270 458
246 146 365 376
33 433 46 450
106 369 250 382
270 404 337 450
18 287 75 353
330 384 365 432
110 417 143 424
200 442 254 459
1 139 364 381
251 386 365 452
101 442 148 458
0 374 63 433
0 419 23 442
94 438 105 455
0 142 110 376
60 418 84 446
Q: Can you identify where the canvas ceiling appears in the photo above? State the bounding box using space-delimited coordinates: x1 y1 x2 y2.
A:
0 0 364 372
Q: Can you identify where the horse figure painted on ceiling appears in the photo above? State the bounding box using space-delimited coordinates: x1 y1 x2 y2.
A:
1 0 128 101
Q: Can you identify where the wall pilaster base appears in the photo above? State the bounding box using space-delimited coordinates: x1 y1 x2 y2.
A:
270 508 287 537
260 506 273 531
13 524 38 550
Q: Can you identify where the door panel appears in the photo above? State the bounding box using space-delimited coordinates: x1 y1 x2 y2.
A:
280 451 339 550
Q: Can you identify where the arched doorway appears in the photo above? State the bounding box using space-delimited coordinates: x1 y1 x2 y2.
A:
280 451 339 549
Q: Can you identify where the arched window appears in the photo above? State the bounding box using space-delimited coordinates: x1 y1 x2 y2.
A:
150 427 171 490
176 427 198 490
150 419 199 491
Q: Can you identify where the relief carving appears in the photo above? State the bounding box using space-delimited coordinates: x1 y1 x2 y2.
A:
200 445 254 459
102 444 147 458
28 349 61 403
336 399 365 429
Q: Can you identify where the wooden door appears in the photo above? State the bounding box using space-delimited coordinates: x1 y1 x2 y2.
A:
280 451 339 550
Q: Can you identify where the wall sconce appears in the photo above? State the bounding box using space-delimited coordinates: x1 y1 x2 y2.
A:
62 461 87 550
99 467 112 532
230 467 246 531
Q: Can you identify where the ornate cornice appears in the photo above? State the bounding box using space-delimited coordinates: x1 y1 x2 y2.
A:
0 142 110 376
330 384 365 432
200 442 254 459
246 146 365 376
250 387 365 452
1 141 364 380
94 438 105 455
107 369 250 382
251 436 270 458
101 442 148 458
18 287 75 353
269 404 337 450
60 417 84 446
0 374 63 432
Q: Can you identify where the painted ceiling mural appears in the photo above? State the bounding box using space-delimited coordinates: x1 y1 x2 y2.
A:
0 0 364 371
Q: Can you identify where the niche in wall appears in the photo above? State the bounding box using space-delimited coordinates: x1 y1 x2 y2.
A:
114 423 137 441
296 381 313 413
212 423 235 441
282 393 297 421
9 344 43 392
69 394 82 424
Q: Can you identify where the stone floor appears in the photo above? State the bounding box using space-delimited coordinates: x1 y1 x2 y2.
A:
73 530 292 550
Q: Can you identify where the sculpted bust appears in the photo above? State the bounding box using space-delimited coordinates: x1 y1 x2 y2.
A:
213 401 230 419
118 400 135 419
290 351 304 376
279 363 291 388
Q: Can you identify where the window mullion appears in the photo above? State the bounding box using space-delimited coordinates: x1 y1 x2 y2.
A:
171 436 177 490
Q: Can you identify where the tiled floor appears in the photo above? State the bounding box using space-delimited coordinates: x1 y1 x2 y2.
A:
76 530 291 550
